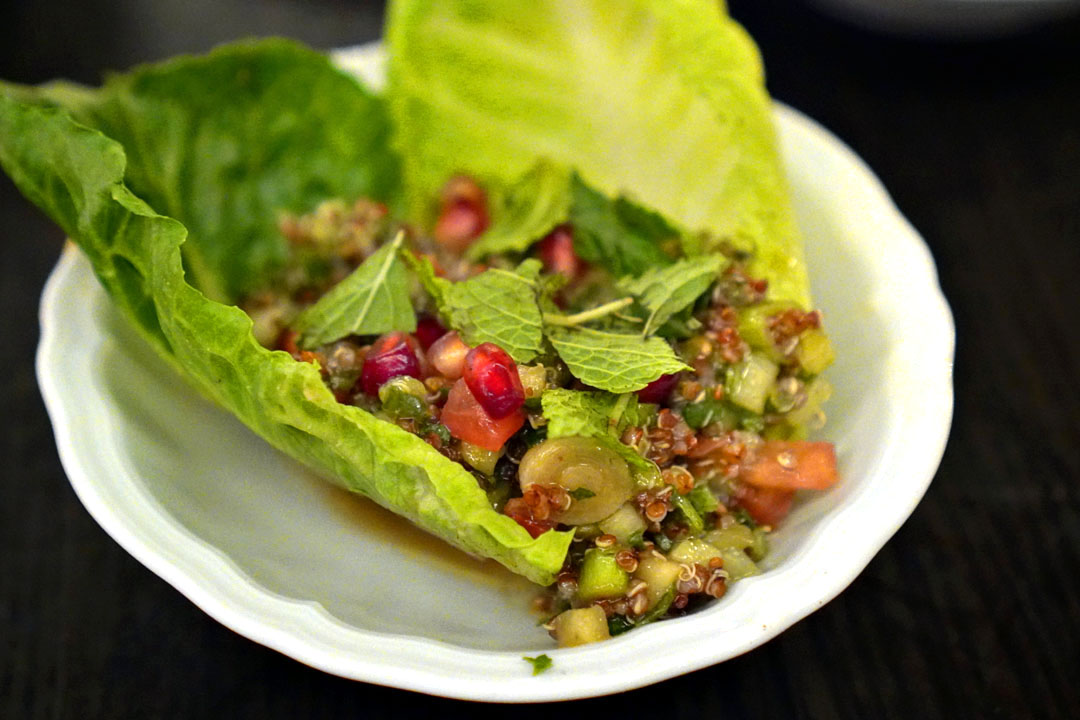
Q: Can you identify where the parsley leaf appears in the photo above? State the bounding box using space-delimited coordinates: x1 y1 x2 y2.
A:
546 325 689 393
568 173 675 277
466 160 571 260
669 491 705 534
293 231 414 348
523 654 553 676
619 254 725 336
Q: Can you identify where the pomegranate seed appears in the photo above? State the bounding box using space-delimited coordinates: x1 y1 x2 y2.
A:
637 372 681 404
433 176 489 253
428 331 470 380
414 313 448 350
360 332 422 395
434 200 488 253
440 175 487 207
463 343 525 419
537 224 584 279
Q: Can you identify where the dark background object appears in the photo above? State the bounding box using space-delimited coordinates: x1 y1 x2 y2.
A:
2 1 1078 717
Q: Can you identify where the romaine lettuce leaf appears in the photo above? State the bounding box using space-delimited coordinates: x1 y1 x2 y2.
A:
387 0 812 306
0 41 572 585
3 39 401 302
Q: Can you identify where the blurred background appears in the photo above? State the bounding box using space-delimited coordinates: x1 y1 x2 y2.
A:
2 1 1078 717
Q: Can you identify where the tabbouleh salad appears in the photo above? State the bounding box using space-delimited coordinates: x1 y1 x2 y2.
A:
240 170 838 646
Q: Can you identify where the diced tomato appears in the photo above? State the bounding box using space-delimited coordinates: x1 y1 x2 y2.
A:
740 441 839 491
731 483 795 527
440 379 525 451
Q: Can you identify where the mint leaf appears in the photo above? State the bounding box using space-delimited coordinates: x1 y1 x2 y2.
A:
441 263 544 363
619 254 725 336
466 160 571 260
542 389 644 439
523 654 553 676
546 325 689 393
402 251 543 362
293 231 414 348
568 173 675 277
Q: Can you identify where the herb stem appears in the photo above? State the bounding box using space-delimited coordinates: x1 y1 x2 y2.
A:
543 297 634 327
608 393 631 432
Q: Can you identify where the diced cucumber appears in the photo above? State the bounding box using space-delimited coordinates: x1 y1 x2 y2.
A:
704 524 755 551
737 302 798 360
634 554 682 610
764 422 808 441
785 377 833 427
720 548 760 580
578 549 630 601
574 523 602 541
683 397 762 433
749 527 769 562
377 376 428 420
598 504 647 544
552 606 611 647
795 329 835 375
668 537 723 567
682 399 715 430
726 352 779 414
460 442 500 476
518 364 549 398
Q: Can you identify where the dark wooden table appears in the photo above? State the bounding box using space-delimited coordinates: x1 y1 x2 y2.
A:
3 1 1078 717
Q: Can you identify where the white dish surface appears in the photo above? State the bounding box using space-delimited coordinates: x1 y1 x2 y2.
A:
37 44 954 702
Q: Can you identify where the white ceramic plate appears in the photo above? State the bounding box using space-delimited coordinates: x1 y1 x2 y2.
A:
36 45 954 702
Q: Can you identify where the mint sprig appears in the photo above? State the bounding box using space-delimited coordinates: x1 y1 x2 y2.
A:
405 251 545 363
546 325 689 394
293 231 414 348
618 254 725 336
568 172 675 277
